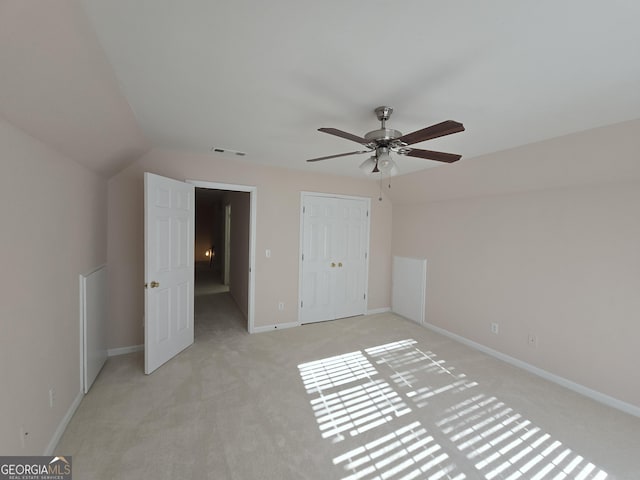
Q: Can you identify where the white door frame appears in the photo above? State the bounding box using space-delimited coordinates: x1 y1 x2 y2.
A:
187 180 257 333
298 191 371 324
223 204 231 286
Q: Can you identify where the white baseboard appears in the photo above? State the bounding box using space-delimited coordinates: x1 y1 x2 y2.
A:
44 389 83 455
252 309 391 333
421 320 640 418
252 322 300 333
367 307 391 315
107 344 144 357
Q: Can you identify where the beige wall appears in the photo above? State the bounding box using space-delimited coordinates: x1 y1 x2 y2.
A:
107 149 392 347
0 1 150 176
226 191 250 318
391 119 640 408
0 118 107 454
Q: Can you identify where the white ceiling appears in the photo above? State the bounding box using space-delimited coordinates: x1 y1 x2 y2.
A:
75 0 640 177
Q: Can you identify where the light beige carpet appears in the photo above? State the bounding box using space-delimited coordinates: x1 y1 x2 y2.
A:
56 292 639 479
194 264 229 297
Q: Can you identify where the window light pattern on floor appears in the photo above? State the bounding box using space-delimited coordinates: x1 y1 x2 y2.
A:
365 340 478 408
309 379 411 441
437 393 608 480
299 351 377 395
299 353 411 442
298 339 608 480
333 421 465 480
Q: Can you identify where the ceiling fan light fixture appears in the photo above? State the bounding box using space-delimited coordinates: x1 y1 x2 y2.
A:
376 146 391 164
376 147 398 176
380 160 399 176
359 156 378 175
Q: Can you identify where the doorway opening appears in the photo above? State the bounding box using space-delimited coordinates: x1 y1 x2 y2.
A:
195 188 229 297
190 180 256 334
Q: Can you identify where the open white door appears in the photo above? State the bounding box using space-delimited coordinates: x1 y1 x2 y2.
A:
144 172 195 374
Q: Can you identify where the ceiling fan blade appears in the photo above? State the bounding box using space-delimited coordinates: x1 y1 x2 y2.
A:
404 148 462 163
398 120 464 145
318 128 369 145
306 150 370 162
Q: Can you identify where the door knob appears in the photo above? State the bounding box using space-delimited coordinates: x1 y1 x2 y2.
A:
331 262 336 268
150 281 160 288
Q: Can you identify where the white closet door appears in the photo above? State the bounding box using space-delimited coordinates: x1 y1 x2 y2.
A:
332 198 368 319
300 195 335 323
300 194 369 324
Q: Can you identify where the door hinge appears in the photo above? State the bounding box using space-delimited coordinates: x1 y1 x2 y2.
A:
301 300 304 308
363 293 366 300
303 206 306 214
366 210 369 217
365 252 368 259
302 253 304 261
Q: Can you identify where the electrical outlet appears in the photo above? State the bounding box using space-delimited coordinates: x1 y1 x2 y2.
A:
491 322 499 335
527 334 538 348
278 302 284 311
49 388 55 409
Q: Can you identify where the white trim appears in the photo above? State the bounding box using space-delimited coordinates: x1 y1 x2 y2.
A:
187 179 257 334
82 263 107 277
297 197 304 325
224 204 231 286
421 319 640 418
300 191 374 201
44 389 83 455
188 180 255 193
78 275 84 398
252 322 300 333
108 344 144 357
298 192 371 324
367 307 391 315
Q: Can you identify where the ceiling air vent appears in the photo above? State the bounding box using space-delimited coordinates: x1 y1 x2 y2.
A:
210 147 246 156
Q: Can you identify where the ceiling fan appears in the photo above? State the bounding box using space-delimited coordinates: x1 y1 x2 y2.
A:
306 106 465 175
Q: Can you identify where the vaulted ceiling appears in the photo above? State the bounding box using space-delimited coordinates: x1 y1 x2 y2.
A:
2 1 640 178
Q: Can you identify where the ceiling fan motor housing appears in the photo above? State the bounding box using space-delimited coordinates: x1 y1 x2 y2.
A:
366 106 404 147
364 128 403 144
